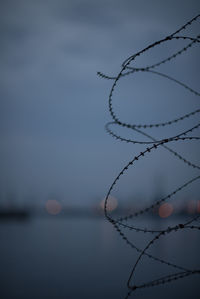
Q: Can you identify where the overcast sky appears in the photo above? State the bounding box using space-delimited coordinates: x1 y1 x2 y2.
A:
0 0 199 206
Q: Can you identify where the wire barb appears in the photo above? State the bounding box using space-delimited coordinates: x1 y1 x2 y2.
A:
99 14 200 298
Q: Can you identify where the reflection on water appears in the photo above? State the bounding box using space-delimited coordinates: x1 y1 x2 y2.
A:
0 217 199 299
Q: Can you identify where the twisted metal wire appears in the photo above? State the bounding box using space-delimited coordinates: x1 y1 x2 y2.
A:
98 14 200 298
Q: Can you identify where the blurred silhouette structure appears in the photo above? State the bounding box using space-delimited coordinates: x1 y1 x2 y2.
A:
99 14 200 298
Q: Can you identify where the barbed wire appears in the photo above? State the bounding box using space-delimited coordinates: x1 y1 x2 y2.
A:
98 14 200 298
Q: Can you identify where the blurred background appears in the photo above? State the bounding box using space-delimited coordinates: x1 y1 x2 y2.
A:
0 0 200 298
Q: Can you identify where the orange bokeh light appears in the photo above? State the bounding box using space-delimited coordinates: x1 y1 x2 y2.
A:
45 200 62 215
159 203 173 218
187 200 196 214
100 196 118 212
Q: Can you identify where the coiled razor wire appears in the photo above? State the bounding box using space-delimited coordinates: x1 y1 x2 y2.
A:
98 14 200 298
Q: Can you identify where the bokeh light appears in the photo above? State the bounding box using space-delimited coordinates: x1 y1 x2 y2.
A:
187 200 196 214
45 200 62 215
159 203 173 218
100 196 118 212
